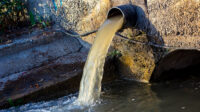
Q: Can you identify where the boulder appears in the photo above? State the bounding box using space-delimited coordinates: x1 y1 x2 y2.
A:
115 0 200 82
0 26 118 109
0 27 85 79
0 26 88 108
151 49 200 81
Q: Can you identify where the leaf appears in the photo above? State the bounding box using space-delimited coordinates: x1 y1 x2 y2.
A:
37 16 46 27
42 21 46 27
37 16 42 23
8 98 14 106
29 11 35 25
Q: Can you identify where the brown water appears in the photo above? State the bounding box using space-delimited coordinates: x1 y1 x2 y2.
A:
2 78 200 112
77 15 124 105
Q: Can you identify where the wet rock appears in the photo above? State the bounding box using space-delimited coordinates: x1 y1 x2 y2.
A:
0 27 118 109
147 0 200 81
112 0 200 82
0 26 89 109
151 49 200 81
0 27 85 78
111 1 164 82
112 29 156 82
0 59 85 109
0 55 117 109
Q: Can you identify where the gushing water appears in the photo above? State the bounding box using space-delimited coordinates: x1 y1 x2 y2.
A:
77 15 124 105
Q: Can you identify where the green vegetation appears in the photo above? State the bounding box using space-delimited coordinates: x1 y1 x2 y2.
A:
29 12 48 27
8 98 23 107
8 98 14 106
108 50 122 58
0 0 51 43
0 0 28 32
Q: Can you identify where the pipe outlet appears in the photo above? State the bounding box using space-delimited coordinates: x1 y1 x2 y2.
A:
107 4 138 28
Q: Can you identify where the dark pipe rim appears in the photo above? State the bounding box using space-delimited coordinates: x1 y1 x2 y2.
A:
107 4 137 28
107 7 126 23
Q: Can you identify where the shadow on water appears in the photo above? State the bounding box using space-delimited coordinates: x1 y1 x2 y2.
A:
95 76 200 112
2 77 200 112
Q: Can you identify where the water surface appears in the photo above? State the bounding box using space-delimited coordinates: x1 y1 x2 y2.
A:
1 79 200 112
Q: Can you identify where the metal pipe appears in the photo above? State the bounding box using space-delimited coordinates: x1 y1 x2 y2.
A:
107 4 138 28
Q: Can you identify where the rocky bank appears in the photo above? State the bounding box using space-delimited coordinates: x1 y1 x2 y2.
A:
2 0 200 83
32 0 199 82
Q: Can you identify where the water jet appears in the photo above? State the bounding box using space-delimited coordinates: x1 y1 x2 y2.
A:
77 4 138 105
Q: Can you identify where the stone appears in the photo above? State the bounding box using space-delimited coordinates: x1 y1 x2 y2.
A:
113 29 157 82
147 0 200 81
0 27 84 78
0 54 118 109
0 26 118 109
112 0 200 82
151 49 200 81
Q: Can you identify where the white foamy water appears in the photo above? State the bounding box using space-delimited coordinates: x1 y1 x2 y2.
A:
77 15 124 105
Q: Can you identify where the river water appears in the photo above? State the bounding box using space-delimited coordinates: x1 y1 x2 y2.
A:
1 78 200 112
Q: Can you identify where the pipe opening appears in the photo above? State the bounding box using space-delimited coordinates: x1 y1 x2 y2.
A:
107 7 125 19
107 4 137 28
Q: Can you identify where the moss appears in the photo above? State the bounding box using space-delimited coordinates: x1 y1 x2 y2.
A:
114 28 157 82
108 50 122 58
